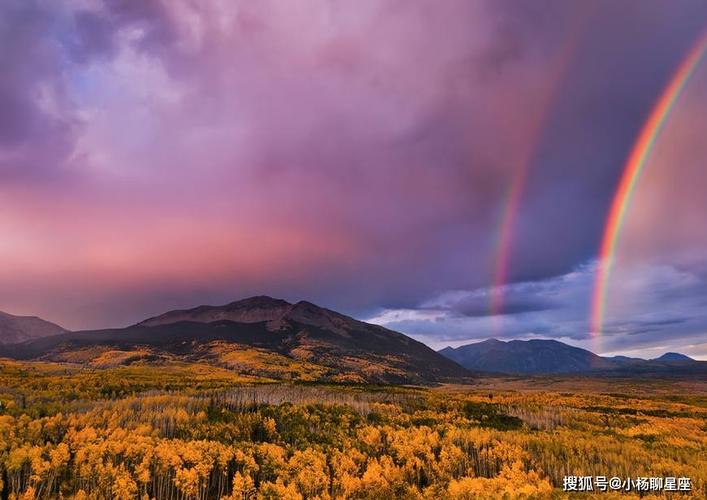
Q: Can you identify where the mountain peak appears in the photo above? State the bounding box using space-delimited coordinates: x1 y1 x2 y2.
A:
0 310 66 345
138 296 294 327
654 352 693 362
137 296 360 333
291 300 326 314
225 296 292 309
439 338 611 374
439 339 703 375
4 297 471 384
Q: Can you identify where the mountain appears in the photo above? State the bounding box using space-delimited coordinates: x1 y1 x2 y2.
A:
439 339 704 375
0 296 470 385
0 310 66 345
654 352 693 362
137 296 294 327
439 339 614 374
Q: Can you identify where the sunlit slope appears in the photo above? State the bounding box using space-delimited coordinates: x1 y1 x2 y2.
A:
0 297 470 384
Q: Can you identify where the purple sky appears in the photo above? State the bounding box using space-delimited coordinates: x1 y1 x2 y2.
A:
1 0 707 358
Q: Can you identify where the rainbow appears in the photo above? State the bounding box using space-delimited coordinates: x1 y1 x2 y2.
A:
591 31 707 337
490 31 581 321
490 170 528 317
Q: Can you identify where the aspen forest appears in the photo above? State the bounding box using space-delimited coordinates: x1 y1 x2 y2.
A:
0 360 704 499
4 0 707 499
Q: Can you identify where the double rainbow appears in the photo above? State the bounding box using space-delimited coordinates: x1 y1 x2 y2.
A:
591 31 707 337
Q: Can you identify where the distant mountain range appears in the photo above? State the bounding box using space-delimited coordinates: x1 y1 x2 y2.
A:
0 296 469 384
0 310 66 345
2 298 704 381
439 339 703 375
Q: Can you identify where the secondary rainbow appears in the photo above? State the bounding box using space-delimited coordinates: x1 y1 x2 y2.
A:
591 30 707 337
490 170 528 317
490 30 581 321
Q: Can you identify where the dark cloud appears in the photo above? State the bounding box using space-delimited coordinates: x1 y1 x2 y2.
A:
498 1 707 285
0 2 79 181
446 289 558 318
0 0 706 360
370 260 707 358
456 297 556 317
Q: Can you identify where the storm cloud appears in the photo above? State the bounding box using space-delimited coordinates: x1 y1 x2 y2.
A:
1 0 706 358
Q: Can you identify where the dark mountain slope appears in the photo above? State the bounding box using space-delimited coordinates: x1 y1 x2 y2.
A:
440 339 614 374
439 339 704 376
137 296 294 327
1 297 470 384
0 311 66 345
654 352 693 362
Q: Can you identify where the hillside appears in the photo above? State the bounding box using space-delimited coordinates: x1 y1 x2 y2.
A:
439 339 615 374
0 296 470 384
0 310 66 345
439 339 704 375
654 352 693 362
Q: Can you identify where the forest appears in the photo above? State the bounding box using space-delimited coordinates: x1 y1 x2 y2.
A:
0 360 704 499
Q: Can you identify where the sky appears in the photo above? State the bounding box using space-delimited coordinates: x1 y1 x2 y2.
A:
1 0 707 359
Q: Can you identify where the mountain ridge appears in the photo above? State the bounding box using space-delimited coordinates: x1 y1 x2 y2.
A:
439 338 701 375
0 296 470 385
654 352 693 362
0 310 66 345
